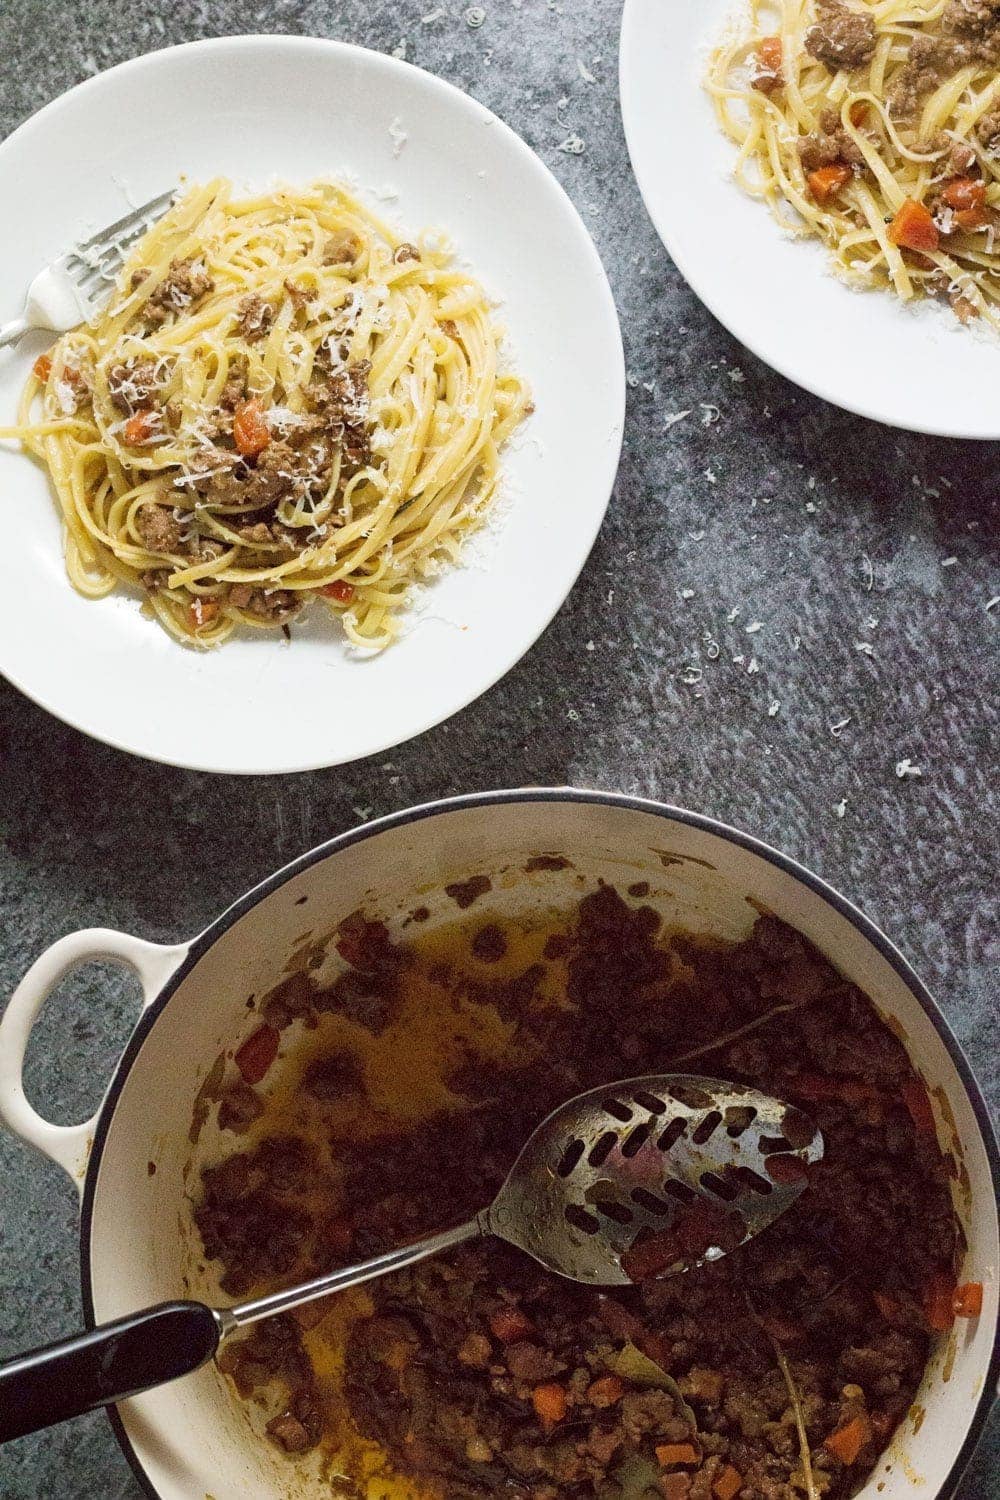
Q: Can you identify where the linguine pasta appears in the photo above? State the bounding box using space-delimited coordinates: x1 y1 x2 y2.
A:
1 179 530 649
706 0 1000 327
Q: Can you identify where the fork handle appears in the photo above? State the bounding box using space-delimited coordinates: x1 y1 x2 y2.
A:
0 317 30 350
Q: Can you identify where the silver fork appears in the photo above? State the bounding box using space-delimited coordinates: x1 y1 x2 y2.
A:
0 189 176 351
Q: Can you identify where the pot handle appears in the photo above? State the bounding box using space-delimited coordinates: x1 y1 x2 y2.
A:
0 928 188 1193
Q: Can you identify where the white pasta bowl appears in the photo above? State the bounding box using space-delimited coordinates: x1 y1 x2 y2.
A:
0 36 624 773
0 789 996 1500
619 0 1000 437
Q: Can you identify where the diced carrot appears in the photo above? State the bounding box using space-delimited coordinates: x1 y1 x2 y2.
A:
955 206 992 232
953 1281 983 1318
942 177 986 212
902 1079 935 1136
713 1465 744 1500
924 1269 957 1332
233 396 270 457
321 579 356 603
32 353 53 382
888 198 939 254
124 409 158 445
808 164 853 204
531 1382 567 1429
586 1374 624 1407
188 598 220 631
656 1443 700 1467
234 1023 280 1085
489 1306 535 1344
824 1414 871 1466
849 101 870 126
758 36 783 72
662 1477 691 1500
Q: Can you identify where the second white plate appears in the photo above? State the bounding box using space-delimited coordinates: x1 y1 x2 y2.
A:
620 0 1000 438
0 35 624 774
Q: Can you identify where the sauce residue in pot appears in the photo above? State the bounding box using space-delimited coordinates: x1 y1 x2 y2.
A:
189 885 969 1500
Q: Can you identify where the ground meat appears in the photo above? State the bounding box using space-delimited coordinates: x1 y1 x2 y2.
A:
143 258 214 326
267 1389 323 1453
943 0 1000 36
976 107 1000 152
227 584 302 623
310 360 372 468
197 893 956 1500
302 1052 364 1102
324 228 362 264
108 358 161 414
805 1 877 71
505 1341 565 1383
892 3 1000 116
798 108 866 173
135 502 183 554
393 242 420 263
219 371 246 411
471 924 508 962
237 292 274 342
217 1079 264 1133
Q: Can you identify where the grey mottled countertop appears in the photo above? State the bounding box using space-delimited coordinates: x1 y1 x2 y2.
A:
0 2 996 1497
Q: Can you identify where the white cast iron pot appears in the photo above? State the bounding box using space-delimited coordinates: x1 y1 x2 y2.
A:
1 790 997 1499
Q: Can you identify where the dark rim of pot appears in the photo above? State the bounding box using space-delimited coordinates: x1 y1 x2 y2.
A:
77 787 1000 1500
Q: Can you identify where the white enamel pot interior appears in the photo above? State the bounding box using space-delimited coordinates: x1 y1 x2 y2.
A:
2 790 997 1500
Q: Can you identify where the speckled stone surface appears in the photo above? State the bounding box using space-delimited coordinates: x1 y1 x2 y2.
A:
0 2 996 1496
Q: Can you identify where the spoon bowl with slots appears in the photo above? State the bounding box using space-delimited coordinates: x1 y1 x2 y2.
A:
0 1071 822 1444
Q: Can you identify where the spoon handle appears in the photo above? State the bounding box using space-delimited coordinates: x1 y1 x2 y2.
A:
0 1301 222 1442
224 1216 484 1334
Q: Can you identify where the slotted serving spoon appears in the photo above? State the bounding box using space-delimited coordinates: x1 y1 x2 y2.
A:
0 1073 822 1442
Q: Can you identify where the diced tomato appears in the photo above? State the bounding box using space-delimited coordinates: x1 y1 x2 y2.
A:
902 1078 935 1136
586 1374 624 1407
758 36 783 71
808 164 853 204
188 598 220 631
124 409 158 446
655 1443 700 1467
32 353 53 382
233 396 270 457
824 1414 871 1466
953 1281 984 1319
321 579 356 603
713 1466 744 1500
531 1382 567 1429
489 1306 535 1344
234 1023 280 1085
888 198 939 254
924 1269 957 1332
849 101 870 127
942 177 986 212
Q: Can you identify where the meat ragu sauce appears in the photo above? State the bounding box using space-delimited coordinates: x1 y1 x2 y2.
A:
193 884 967 1500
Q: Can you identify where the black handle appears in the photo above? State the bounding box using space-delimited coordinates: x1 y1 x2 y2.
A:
0 1300 221 1442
